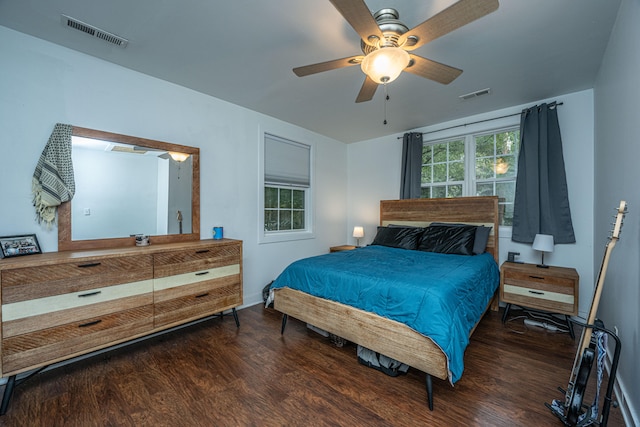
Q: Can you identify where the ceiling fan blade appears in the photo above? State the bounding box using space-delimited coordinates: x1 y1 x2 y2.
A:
293 55 363 77
405 55 462 85
329 0 384 46
355 76 378 103
399 0 499 51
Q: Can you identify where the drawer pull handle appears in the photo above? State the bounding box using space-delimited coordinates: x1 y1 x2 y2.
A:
78 262 101 268
78 291 102 298
528 290 545 295
196 249 210 254
528 275 544 280
195 292 209 298
195 271 209 276
79 319 102 328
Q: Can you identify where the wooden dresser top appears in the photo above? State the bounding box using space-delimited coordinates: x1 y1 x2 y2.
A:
0 239 242 270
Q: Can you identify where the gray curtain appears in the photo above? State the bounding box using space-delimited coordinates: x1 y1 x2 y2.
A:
512 103 575 244
400 132 422 199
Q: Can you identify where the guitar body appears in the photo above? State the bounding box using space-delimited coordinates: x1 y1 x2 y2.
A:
567 347 595 425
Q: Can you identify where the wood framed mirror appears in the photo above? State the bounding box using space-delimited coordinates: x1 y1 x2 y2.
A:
58 126 200 251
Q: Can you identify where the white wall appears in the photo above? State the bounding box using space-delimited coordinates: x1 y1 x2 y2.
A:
348 90 596 317
594 0 640 423
72 147 160 239
0 26 348 307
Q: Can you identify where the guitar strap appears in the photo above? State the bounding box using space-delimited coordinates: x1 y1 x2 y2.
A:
548 329 608 426
578 330 608 426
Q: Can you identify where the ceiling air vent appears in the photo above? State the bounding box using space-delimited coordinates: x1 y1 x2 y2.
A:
61 14 128 48
459 88 491 101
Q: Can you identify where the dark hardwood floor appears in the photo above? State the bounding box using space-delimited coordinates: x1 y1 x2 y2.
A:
0 304 626 426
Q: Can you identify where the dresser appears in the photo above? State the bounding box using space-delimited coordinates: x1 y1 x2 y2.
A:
500 261 578 337
0 239 242 414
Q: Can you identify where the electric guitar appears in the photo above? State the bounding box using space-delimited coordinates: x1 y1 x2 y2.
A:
564 200 626 425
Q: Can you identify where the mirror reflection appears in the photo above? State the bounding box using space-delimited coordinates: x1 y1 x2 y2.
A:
71 136 193 240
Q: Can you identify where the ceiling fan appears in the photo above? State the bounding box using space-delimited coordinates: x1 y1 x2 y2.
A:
293 0 499 103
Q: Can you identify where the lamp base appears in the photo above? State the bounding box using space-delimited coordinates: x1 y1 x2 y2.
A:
536 252 550 268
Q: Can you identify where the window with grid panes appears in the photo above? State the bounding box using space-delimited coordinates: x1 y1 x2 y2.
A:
474 130 519 225
263 133 312 237
421 139 465 199
421 127 520 226
264 186 306 231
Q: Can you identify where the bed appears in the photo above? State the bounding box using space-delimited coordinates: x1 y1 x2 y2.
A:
271 196 500 410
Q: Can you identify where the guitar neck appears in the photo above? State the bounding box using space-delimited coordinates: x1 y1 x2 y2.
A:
571 240 615 370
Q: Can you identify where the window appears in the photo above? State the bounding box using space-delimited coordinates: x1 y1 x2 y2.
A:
421 139 465 198
261 133 313 242
264 187 306 231
421 127 520 225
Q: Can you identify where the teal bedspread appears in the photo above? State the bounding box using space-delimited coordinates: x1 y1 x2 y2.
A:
270 245 500 383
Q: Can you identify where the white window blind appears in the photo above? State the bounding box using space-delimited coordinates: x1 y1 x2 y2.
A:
264 134 310 187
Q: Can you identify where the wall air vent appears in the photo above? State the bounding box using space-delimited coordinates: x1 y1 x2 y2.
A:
61 14 128 48
459 88 491 101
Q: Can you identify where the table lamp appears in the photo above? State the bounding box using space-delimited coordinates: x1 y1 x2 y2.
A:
532 234 554 268
353 226 364 247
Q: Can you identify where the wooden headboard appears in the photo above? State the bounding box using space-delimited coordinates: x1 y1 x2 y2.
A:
379 196 500 263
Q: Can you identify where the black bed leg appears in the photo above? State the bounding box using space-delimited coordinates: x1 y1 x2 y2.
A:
280 314 288 335
501 303 511 323
1 375 16 415
232 308 240 328
425 374 434 411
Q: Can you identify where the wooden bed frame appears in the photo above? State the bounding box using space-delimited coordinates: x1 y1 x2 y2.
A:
273 196 500 410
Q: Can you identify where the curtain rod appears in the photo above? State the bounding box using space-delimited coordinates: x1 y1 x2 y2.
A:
397 101 564 139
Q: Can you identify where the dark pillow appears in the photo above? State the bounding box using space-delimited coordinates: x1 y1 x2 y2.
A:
430 222 492 255
371 226 424 250
417 224 476 255
473 226 491 254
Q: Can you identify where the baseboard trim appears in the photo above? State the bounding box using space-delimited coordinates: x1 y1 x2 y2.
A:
606 345 638 427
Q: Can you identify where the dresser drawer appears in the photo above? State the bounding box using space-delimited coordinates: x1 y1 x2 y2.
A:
154 243 241 278
2 305 154 374
154 271 241 328
502 283 575 314
1 255 153 304
2 280 153 338
502 269 575 290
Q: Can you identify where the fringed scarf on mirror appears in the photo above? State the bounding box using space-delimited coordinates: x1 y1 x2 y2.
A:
32 123 75 228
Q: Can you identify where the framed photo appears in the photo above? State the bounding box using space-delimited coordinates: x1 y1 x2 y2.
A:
0 234 42 258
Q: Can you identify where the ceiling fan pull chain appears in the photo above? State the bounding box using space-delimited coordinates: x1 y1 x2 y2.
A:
383 84 390 125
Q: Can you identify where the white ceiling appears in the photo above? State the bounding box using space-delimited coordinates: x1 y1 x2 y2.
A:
0 0 621 143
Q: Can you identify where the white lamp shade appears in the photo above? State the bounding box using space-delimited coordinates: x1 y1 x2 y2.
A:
532 234 554 253
352 226 364 239
360 47 410 84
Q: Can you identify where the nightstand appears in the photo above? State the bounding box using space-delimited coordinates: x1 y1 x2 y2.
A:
329 245 357 253
500 262 579 338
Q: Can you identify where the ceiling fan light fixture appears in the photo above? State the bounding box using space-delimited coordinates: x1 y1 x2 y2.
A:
168 152 190 162
360 47 410 84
